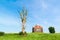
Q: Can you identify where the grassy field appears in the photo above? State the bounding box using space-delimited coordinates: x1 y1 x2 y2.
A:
0 33 60 40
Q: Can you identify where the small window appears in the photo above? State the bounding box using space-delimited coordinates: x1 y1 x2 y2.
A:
36 29 41 32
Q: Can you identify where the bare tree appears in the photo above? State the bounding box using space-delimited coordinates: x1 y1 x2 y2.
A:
18 7 27 33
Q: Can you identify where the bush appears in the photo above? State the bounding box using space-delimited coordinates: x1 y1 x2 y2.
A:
19 31 27 36
48 27 55 33
0 32 4 36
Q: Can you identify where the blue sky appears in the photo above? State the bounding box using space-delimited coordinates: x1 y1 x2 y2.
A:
0 0 60 33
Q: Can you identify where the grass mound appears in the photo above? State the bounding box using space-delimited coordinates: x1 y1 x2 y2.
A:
0 33 60 40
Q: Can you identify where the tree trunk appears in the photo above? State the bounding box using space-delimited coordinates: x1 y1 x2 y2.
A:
22 23 25 33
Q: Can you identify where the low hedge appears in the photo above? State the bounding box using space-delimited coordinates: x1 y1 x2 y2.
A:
19 31 27 35
0 32 4 36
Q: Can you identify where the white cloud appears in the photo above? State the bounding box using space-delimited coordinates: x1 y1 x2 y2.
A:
52 8 60 14
0 17 20 26
43 21 48 25
41 0 48 10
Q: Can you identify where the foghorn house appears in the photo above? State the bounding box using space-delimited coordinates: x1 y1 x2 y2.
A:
32 24 43 32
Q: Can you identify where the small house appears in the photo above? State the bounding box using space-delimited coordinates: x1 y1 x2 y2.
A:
32 24 43 32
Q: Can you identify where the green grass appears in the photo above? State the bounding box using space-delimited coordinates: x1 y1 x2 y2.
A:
0 33 60 40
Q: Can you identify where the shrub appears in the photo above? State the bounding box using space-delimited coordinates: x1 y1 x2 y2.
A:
48 27 55 33
19 31 27 36
0 32 4 36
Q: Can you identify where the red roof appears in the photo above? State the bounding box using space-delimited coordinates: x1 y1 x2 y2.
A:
34 25 42 29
